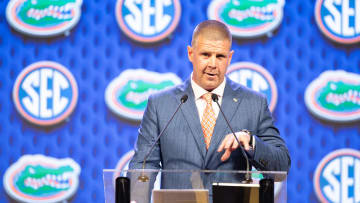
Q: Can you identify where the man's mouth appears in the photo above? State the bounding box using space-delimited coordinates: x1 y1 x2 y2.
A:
205 73 217 77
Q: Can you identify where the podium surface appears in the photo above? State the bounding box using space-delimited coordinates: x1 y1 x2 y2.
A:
103 169 287 203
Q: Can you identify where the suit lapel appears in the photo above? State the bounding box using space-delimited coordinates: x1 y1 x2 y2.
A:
205 79 245 165
175 79 207 161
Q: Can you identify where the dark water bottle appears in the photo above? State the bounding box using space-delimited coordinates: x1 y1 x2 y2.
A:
115 177 130 203
259 178 274 203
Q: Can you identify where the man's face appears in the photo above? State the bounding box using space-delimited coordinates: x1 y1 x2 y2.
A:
188 34 234 91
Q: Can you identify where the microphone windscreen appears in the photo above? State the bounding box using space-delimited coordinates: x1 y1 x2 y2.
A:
211 93 219 102
181 94 188 103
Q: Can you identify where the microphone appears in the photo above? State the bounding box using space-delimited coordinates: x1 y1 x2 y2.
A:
138 94 188 182
211 94 252 183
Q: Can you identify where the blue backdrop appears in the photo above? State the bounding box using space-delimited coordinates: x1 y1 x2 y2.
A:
0 0 359 202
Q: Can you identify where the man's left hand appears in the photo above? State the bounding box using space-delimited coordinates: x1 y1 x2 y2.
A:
217 131 251 162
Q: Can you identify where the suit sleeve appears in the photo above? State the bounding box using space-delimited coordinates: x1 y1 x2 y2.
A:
128 95 162 170
252 96 291 172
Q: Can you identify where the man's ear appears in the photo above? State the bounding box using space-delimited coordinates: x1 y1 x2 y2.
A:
227 50 234 66
187 45 193 62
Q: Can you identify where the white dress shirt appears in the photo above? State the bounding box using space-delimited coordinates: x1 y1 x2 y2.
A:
190 73 226 122
190 74 256 149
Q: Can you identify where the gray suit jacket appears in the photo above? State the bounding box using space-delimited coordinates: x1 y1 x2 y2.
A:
129 78 290 189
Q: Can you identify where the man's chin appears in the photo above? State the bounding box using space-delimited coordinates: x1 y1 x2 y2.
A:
203 83 219 91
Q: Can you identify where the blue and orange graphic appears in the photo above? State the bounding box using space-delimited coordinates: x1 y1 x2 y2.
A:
13 61 78 126
115 0 181 43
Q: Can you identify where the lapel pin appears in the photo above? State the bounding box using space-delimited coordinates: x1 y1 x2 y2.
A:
233 98 238 102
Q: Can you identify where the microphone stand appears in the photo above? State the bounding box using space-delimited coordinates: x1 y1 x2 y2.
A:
138 95 188 182
211 94 252 183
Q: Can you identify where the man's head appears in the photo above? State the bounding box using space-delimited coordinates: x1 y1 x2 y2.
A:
188 20 234 91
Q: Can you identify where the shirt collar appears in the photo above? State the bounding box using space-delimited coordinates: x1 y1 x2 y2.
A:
190 72 226 100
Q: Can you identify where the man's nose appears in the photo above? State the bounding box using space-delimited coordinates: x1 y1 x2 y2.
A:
208 56 216 67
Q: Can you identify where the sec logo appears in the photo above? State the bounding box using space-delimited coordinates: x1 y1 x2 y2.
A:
315 0 360 44
115 0 181 43
13 61 78 126
226 62 278 112
314 149 360 203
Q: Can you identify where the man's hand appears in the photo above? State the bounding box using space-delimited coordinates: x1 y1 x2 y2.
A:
217 131 251 162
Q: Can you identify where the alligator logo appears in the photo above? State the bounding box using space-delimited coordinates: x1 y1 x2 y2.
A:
208 0 285 38
315 0 360 44
105 69 182 121
13 61 78 126
226 62 278 112
115 0 181 43
3 154 81 203
305 70 360 122
6 0 82 37
314 149 360 202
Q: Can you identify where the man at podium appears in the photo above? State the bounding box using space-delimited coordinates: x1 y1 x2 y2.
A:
129 20 291 189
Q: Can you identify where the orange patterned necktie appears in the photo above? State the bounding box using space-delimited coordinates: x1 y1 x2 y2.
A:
201 93 216 150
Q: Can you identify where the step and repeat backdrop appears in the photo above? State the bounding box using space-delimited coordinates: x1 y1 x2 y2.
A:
0 0 359 202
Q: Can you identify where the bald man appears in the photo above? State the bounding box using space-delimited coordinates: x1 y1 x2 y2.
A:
129 20 290 189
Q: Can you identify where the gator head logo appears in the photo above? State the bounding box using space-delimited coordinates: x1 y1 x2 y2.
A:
313 149 360 202
226 62 278 112
3 154 81 203
13 61 78 126
115 0 181 43
315 0 360 44
105 69 182 121
208 0 285 38
6 0 82 37
305 70 360 122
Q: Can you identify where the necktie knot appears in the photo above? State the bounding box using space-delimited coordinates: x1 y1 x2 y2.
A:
202 93 213 104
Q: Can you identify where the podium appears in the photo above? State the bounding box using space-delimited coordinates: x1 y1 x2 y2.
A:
103 169 287 203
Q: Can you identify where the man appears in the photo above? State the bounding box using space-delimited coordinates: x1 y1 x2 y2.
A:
129 20 290 188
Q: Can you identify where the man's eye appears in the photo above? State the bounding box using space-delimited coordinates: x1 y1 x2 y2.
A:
202 53 209 57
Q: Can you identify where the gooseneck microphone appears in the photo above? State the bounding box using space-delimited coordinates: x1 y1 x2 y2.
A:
211 94 252 183
138 94 188 182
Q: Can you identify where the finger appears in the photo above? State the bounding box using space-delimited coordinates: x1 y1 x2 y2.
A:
240 134 250 151
217 138 226 152
224 135 234 150
217 134 231 152
243 141 250 151
231 137 239 150
221 148 232 162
